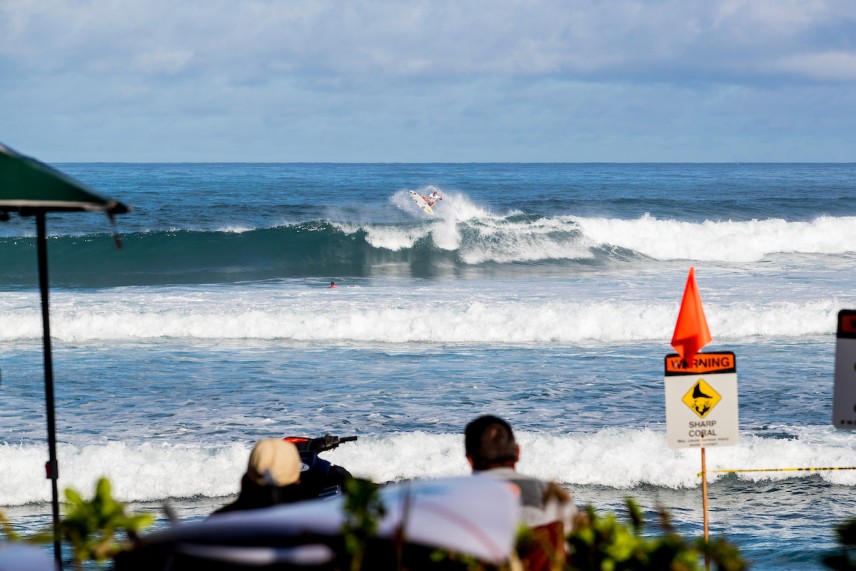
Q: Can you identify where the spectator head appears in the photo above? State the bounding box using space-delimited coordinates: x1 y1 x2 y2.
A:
246 439 302 487
464 415 520 471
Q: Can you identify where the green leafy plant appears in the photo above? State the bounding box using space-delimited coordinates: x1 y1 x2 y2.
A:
0 477 153 569
341 477 387 571
429 547 490 570
566 498 747 571
58 477 153 566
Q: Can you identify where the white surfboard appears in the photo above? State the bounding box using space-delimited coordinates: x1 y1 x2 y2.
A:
409 190 434 215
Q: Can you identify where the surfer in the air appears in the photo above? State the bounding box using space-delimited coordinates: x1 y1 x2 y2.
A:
422 190 443 207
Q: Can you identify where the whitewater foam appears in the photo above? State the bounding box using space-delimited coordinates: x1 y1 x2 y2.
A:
342 222 430 252
327 213 856 266
393 187 497 223
575 214 856 262
0 289 845 344
374 188 510 254
459 216 592 264
3 428 855 506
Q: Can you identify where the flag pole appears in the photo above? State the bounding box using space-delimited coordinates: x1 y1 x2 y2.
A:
671 267 714 571
701 446 710 571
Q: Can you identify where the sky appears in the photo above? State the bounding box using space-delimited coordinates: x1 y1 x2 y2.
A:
1 0 855 162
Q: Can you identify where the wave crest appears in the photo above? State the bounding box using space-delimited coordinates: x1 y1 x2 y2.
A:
1 214 855 287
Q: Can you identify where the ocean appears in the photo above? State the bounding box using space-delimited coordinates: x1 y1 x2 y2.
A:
2 163 856 569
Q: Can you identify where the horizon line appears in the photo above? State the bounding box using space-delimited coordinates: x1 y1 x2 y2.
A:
51 160 856 165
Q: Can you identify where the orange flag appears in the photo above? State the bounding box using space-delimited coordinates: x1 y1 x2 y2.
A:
671 267 712 365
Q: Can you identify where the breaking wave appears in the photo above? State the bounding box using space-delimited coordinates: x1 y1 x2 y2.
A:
1 212 855 287
2 426 855 506
0 291 844 343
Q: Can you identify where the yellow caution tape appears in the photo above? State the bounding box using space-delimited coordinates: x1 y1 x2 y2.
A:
698 467 856 477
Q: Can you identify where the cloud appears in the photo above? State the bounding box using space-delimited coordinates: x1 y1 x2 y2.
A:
0 0 854 161
772 51 856 81
133 50 195 77
2 0 855 84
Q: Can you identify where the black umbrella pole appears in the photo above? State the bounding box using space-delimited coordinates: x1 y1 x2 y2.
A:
36 213 62 568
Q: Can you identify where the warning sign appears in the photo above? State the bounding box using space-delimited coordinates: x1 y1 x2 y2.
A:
833 310 856 428
664 352 738 449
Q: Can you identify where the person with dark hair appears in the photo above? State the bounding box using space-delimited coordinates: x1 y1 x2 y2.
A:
465 415 519 470
465 415 575 570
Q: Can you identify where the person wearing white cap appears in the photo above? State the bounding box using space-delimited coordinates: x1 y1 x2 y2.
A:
212 439 304 515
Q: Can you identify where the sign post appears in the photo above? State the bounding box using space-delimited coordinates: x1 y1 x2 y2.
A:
667 268 731 569
664 351 738 568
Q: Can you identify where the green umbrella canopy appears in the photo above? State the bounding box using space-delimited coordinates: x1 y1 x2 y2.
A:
0 143 129 215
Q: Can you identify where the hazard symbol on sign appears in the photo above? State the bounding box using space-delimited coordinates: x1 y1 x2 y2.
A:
682 379 721 418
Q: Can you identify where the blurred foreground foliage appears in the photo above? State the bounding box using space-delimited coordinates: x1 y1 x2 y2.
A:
57 477 153 566
337 490 748 571
341 477 387 571
0 476 153 569
565 498 747 571
4 480 753 571
824 518 856 570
